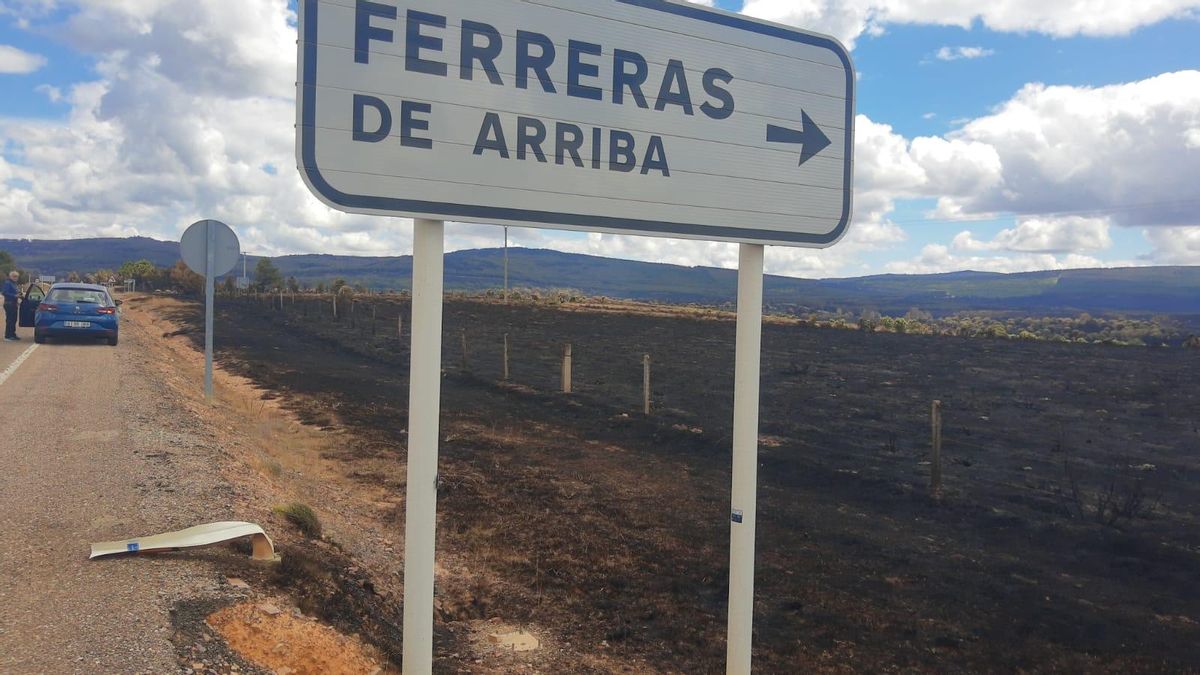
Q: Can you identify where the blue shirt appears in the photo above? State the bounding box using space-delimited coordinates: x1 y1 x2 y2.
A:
2 279 18 302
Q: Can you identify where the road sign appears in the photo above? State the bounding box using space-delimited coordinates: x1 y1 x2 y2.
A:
181 220 240 277
179 220 241 401
295 3 855 672
296 0 855 247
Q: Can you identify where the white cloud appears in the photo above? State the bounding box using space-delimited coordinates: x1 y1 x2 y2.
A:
553 216 907 279
0 1 1196 282
839 72 1200 258
0 44 47 74
885 243 1109 275
843 72 1200 272
885 216 1137 274
0 0 916 278
933 71 1200 229
0 2 58 29
0 0 408 257
951 216 1113 254
909 135 1003 198
34 83 61 102
1144 227 1200 265
741 0 1200 49
935 46 995 61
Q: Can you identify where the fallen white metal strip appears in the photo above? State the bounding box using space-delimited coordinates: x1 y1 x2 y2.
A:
0 343 39 388
89 521 277 561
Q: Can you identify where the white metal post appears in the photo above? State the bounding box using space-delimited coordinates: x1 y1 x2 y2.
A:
503 226 509 302
402 218 445 674
726 243 764 674
204 221 216 401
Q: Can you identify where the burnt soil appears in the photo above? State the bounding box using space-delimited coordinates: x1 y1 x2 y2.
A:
160 294 1200 673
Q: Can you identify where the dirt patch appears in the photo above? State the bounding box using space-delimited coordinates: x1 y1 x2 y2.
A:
207 599 392 675
485 628 540 652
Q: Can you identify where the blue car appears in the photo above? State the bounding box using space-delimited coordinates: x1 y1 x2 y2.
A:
23 283 121 346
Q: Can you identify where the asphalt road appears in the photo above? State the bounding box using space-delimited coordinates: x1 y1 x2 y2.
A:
0 329 231 673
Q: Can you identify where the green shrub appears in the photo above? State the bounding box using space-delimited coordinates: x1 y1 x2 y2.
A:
274 502 322 539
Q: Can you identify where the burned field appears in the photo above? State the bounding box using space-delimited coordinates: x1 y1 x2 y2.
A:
171 294 1199 672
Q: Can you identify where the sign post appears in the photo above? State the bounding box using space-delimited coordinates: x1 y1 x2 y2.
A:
728 243 763 673
180 220 240 401
296 1 854 671
401 218 444 670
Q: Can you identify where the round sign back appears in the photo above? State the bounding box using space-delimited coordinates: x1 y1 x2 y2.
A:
180 220 240 277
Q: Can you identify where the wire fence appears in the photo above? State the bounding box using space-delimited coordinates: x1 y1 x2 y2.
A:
225 289 1200 522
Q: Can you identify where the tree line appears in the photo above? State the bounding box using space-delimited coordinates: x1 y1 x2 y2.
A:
65 256 352 296
793 307 1194 348
8 248 1199 349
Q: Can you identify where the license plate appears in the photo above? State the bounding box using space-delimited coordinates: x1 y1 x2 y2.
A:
65 321 91 328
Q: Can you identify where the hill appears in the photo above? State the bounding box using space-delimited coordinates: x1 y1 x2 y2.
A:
2 236 1199 316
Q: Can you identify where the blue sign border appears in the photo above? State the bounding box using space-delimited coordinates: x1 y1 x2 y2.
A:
297 0 855 246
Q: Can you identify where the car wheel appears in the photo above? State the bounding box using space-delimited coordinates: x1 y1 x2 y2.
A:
34 332 46 344
108 335 118 346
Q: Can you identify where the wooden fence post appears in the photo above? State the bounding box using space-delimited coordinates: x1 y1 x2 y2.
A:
931 400 943 498
503 333 510 381
561 343 572 394
461 329 469 371
372 305 377 336
643 353 651 415
332 294 338 321
398 314 403 342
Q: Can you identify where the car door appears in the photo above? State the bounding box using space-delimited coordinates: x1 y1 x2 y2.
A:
19 284 45 327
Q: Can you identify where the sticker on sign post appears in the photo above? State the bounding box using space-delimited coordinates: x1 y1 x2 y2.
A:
296 0 855 248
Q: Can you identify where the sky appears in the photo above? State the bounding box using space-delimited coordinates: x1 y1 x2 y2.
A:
0 0 1197 279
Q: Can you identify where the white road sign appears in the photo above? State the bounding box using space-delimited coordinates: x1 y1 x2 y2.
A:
296 0 855 247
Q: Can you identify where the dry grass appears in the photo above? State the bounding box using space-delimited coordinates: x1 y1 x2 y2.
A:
259 457 284 479
274 502 323 539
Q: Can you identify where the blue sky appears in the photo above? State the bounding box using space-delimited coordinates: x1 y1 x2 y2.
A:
0 1 1198 278
857 16 1199 273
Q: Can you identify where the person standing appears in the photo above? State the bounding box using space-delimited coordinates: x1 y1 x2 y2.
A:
3 270 20 341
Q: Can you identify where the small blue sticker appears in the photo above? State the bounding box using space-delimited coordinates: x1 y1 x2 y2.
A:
127 542 140 553
731 509 743 524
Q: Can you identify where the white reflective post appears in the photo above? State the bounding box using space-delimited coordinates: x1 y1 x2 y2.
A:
402 218 445 673
204 221 215 401
726 243 764 674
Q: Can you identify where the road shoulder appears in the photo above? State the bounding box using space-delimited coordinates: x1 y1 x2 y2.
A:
0 301 258 673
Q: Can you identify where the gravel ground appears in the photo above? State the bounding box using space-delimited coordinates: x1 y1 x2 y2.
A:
0 323 248 673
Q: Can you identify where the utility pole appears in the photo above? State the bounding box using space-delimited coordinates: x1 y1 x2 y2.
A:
503 226 509 303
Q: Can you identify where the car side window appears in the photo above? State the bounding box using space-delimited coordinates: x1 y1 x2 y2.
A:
26 285 45 302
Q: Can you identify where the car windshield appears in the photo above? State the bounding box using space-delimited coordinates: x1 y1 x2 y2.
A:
46 289 109 305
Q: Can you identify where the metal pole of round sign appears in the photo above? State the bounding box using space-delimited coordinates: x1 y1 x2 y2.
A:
180 220 240 401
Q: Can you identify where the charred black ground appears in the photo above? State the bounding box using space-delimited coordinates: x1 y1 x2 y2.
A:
160 294 1200 672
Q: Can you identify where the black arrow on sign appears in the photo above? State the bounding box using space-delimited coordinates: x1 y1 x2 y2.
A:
766 111 831 167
